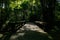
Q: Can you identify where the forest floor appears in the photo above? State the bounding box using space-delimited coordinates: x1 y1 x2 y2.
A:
0 22 60 40
10 22 60 40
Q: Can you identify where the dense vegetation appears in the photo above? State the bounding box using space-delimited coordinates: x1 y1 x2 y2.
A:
0 0 60 40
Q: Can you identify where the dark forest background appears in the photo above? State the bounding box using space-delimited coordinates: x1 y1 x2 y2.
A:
0 0 60 40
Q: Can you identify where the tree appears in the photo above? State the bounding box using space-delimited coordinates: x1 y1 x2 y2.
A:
40 0 56 32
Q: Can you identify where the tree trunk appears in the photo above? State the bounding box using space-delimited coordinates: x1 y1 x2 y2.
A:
40 0 56 32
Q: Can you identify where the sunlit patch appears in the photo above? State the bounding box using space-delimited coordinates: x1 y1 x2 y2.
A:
2 3 5 9
0 34 3 38
33 0 36 4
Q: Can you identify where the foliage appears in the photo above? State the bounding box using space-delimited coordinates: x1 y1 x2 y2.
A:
0 0 60 40
9 0 36 10
0 0 41 34
8 0 41 22
55 2 60 21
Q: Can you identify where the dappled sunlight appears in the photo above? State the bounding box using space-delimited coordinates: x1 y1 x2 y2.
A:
0 0 60 40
